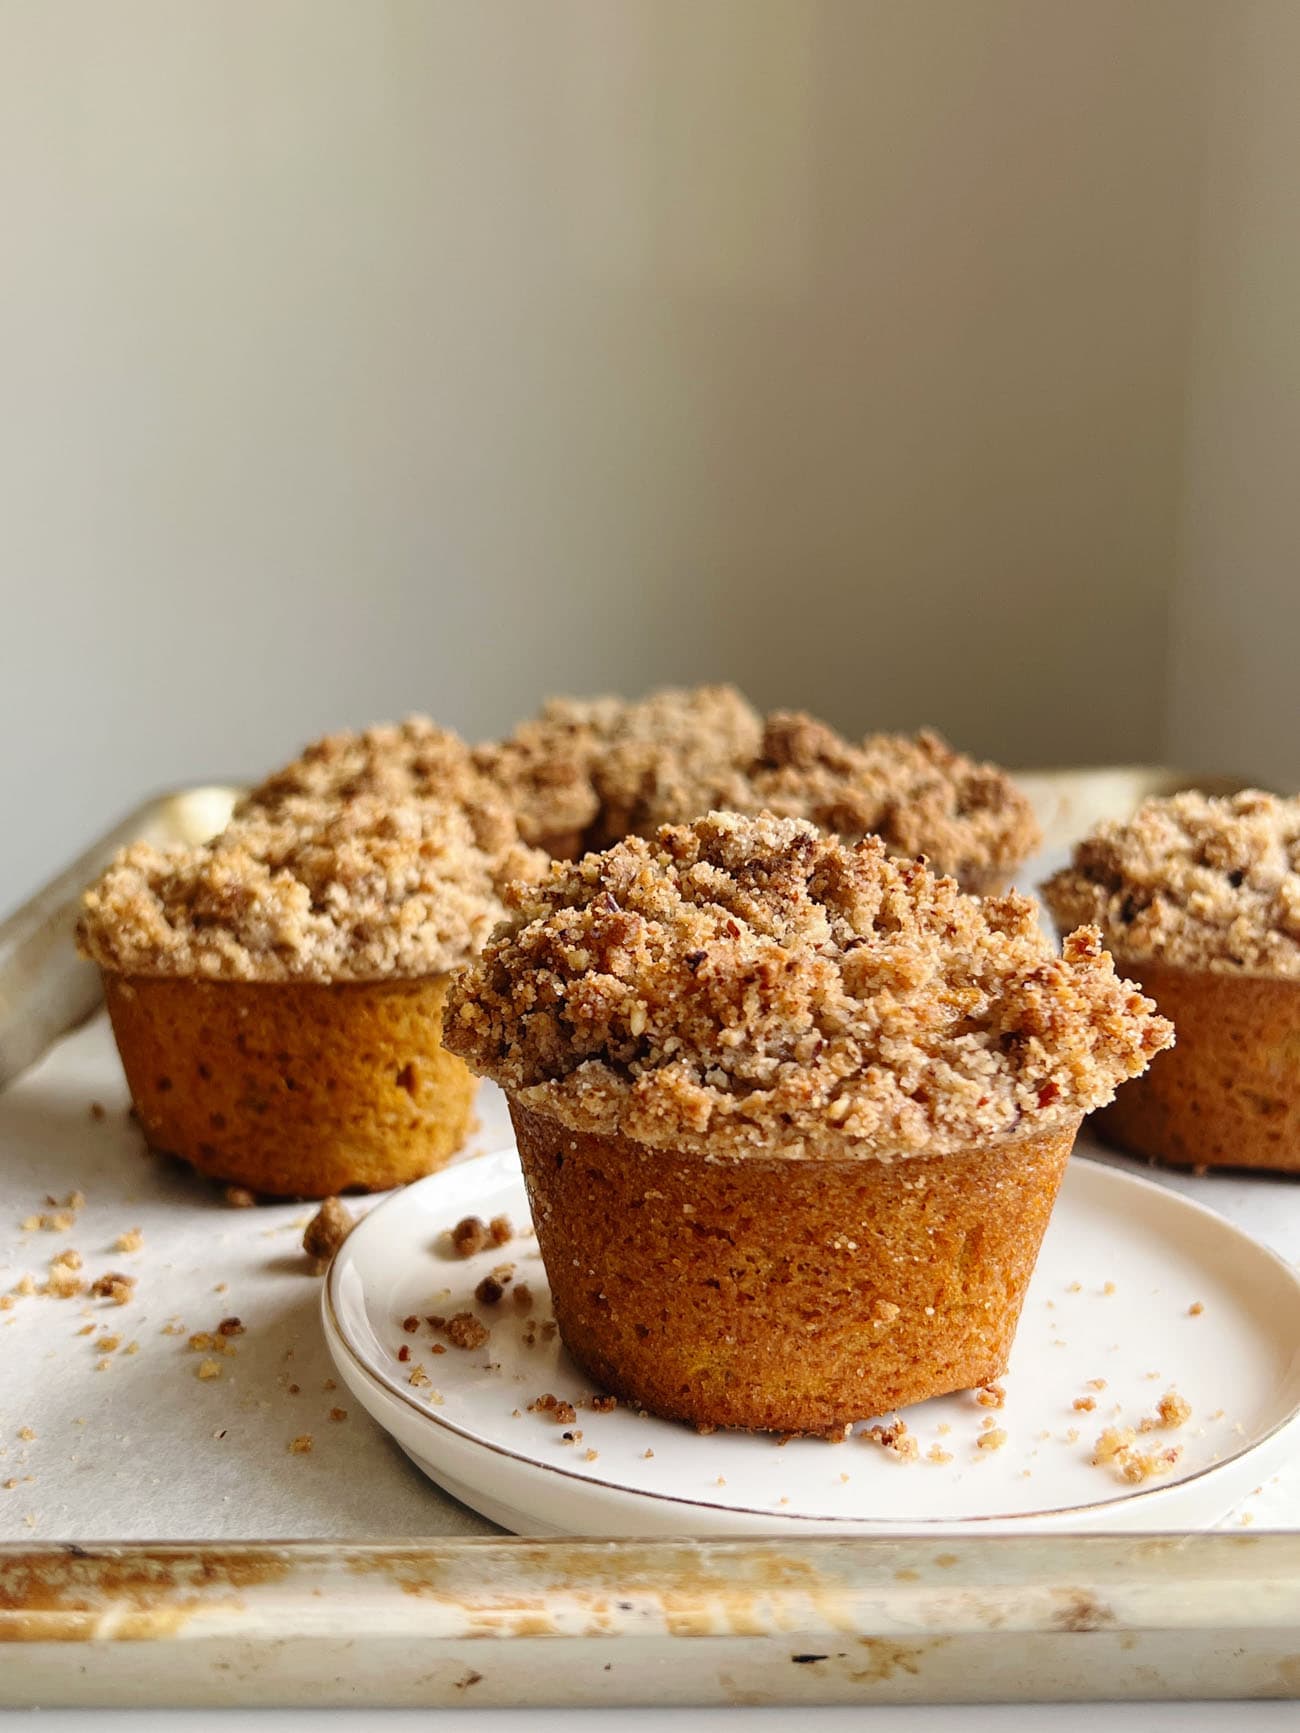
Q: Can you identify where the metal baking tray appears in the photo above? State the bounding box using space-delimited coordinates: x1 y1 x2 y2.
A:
2 769 1297 1710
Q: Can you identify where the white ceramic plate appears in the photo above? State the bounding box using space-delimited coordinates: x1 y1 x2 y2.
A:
323 1146 1300 1537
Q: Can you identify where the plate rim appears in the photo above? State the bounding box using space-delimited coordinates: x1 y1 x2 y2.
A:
323 1148 1300 1530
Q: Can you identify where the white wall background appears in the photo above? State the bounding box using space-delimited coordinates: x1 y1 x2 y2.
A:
1 0 1275 918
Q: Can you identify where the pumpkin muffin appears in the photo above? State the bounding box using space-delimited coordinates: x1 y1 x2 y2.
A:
1043 789 1300 1172
484 686 1039 889
445 811 1170 1434
78 796 545 1198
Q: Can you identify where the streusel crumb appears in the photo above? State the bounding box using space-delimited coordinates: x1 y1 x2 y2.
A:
78 795 544 983
1139 1389 1193 1431
1042 790 1300 975
445 1312 489 1350
446 812 1173 1160
450 1216 488 1257
303 1198 352 1266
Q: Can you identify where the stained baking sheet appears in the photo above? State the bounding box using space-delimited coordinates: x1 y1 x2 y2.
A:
1 771 1298 1707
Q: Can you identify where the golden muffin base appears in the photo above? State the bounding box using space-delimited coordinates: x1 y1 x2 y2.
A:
510 1101 1077 1435
102 972 477 1198
1093 959 1300 1173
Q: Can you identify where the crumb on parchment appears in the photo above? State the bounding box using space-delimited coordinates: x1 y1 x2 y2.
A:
303 1197 353 1267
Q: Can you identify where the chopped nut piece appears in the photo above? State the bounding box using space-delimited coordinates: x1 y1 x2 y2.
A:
445 1312 489 1350
289 1434 313 1454
408 1365 431 1388
397 1344 410 1362
217 1317 244 1337
474 1276 505 1306
489 1214 514 1246
303 1198 352 1265
451 1216 489 1257
401 1315 420 1333
196 1359 222 1380
115 1228 144 1253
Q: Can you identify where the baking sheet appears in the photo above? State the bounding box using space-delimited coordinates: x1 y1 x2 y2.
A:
2 768 1299 1706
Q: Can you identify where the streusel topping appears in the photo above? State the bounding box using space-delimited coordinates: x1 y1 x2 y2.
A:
481 686 1039 882
79 797 546 983
445 811 1170 1160
1042 790 1300 975
474 685 761 852
635 713 1041 886
237 717 481 816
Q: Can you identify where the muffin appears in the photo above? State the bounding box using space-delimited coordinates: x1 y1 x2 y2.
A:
482 685 1040 890
1043 789 1300 1172
78 797 545 1198
236 715 478 816
445 811 1170 1434
473 684 761 858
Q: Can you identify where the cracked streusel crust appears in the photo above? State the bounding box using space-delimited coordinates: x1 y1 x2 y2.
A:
445 810 1171 1161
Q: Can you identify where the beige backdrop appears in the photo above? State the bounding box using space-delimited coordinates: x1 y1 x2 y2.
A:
2 0 1285 915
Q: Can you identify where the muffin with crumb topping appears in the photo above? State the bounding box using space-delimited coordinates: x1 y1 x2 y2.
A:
445 811 1169 1434
1043 789 1300 1172
78 796 545 1198
482 685 1040 889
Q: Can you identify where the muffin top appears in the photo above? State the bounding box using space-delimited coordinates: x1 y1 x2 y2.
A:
444 810 1171 1160
635 712 1041 888
473 684 761 852
1042 790 1300 976
237 716 481 817
480 685 1039 884
78 796 546 984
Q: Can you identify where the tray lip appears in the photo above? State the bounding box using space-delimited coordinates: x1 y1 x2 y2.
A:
324 1145 1300 1530
3 766 1299 1664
